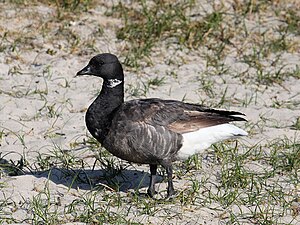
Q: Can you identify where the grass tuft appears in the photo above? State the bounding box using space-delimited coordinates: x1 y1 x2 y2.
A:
109 0 225 67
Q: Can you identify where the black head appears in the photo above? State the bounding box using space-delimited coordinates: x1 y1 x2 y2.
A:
76 53 124 80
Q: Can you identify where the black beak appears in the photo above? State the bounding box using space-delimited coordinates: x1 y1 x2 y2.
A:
76 65 91 76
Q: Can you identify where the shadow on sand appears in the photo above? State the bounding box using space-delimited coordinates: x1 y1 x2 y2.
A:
0 155 163 195
29 167 163 194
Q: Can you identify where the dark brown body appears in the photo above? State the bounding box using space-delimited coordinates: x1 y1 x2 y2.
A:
77 53 247 197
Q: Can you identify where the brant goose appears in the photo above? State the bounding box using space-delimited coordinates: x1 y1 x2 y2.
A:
77 53 247 198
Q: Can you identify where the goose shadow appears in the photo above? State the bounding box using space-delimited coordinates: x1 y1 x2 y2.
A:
0 155 163 195
29 167 163 194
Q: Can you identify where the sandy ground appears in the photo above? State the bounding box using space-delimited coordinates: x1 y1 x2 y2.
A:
0 0 300 224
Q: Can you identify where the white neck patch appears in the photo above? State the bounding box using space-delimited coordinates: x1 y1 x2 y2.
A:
107 79 122 88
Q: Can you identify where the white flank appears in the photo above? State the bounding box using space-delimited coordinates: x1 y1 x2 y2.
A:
177 124 248 160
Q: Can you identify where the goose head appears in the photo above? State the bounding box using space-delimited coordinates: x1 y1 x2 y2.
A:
76 53 124 81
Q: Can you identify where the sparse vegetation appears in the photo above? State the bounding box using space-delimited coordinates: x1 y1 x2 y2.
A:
108 0 226 67
0 0 299 224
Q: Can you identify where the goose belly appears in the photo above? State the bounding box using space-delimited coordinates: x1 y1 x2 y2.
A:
177 124 248 160
103 123 182 164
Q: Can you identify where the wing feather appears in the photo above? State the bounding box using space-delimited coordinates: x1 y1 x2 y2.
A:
121 98 246 134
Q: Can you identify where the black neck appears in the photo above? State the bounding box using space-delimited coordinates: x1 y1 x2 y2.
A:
85 78 124 143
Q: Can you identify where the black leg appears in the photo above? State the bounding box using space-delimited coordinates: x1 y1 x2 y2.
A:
165 164 175 197
147 164 157 197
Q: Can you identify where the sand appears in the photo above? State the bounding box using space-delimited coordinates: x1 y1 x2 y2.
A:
0 0 299 224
